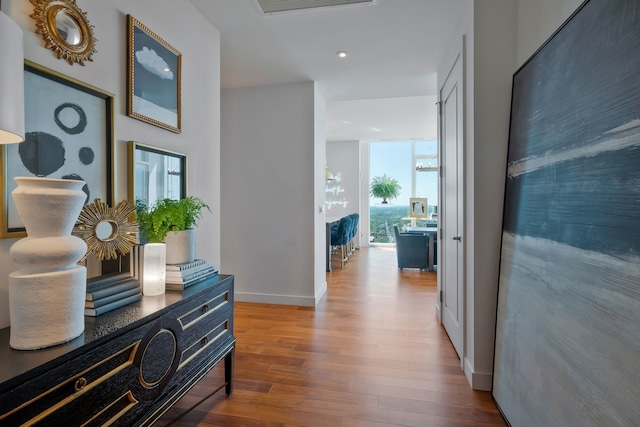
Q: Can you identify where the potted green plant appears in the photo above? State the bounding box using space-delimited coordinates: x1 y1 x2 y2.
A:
369 174 402 204
136 196 210 264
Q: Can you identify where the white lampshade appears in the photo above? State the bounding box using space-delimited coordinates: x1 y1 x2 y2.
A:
0 11 25 144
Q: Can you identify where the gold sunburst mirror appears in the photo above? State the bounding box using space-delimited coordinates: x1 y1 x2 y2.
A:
73 199 138 261
30 0 97 66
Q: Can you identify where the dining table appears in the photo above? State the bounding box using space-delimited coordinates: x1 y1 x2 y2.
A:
405 226 437 271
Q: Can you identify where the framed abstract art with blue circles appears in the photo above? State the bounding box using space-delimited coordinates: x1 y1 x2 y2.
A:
0 60 114 238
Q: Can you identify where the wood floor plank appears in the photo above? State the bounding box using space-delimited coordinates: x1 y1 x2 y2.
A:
340 418 405 427
156 246 506 426
294 359 472 385
377 395 504 423
346 381 496 407
268 383 379 408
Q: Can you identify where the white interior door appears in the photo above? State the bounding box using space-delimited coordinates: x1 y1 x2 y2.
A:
438 45 464 360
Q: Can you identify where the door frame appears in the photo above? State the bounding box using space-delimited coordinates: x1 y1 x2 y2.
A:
436 35 466 367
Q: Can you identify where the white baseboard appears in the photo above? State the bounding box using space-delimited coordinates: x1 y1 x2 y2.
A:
234 292 316 306
235 286 326 307
464 357 493 391
315 281 327 303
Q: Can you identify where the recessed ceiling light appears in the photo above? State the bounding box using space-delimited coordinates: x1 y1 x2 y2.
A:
336 51 349 59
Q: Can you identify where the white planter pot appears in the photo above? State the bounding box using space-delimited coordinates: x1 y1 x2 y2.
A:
164 228 195 265
9 177 87 350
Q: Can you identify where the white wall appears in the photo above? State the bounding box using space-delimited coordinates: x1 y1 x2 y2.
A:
221 82 326 306
438 0 516 390
448 0 585 390
0 0 221 328
465 0 518 391
314 85 328 302
326 141 361 246
517 0 585 66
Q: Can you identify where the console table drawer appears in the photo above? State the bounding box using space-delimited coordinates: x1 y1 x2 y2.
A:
0 330 149 426
16 369 141 426
167 281 234 390
172 279 232 329
178 314 232 372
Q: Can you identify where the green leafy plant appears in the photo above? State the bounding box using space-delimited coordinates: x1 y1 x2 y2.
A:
135 196 210 243
369 174 402 204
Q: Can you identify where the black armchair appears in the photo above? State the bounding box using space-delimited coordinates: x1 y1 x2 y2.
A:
393 225 429 270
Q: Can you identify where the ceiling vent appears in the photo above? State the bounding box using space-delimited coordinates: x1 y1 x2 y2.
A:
255 0 374 14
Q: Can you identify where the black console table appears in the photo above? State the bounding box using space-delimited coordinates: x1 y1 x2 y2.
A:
0 274 235 426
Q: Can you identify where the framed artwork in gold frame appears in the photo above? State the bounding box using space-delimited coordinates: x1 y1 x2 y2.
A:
127 15 181 133
127 141 186 209
1 60 114 238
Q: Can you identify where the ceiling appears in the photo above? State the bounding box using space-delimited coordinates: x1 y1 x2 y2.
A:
190 0 468 141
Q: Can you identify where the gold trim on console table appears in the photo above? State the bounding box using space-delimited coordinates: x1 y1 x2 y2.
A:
0 342 139 424
139 340 235 426
178 290 230 329
83 391 139 426
179 320 229 370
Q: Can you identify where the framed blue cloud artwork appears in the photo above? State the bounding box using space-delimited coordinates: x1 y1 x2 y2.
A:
127 15 182 133
1 61 114 238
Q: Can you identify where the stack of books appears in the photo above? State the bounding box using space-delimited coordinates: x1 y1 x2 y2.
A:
165 259 218 290
85 272 141 317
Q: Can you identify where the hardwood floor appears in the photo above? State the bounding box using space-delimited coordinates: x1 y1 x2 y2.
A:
157 246 506 426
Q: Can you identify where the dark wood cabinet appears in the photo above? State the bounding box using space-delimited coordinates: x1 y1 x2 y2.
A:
0 274 235 426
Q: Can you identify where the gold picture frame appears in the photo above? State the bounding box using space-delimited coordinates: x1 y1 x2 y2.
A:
409 197 428 218
1 61 114 238
127 15 182 133
127 141 187 208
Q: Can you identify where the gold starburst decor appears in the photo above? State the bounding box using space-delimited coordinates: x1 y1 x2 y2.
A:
73 199 138 261
30 0 97 66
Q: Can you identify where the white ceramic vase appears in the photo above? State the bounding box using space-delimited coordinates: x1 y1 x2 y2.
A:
9 177 88 350
164 228 195 265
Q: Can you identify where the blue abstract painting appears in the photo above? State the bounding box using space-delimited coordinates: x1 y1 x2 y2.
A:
493 0 640 425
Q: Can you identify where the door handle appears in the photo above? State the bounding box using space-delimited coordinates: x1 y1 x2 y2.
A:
452 236 461 241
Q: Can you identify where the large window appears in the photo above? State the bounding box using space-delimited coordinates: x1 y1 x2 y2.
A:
369 140 437 243
414 140 438 219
